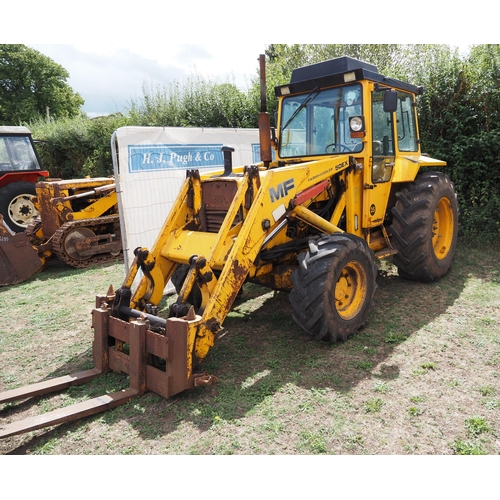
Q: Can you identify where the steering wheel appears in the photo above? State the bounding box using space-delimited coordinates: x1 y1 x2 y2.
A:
325 143 352 153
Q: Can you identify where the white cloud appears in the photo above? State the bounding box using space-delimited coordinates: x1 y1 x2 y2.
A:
29 43 266 117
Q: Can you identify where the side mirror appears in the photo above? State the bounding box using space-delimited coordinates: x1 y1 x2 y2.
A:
383 90 398 113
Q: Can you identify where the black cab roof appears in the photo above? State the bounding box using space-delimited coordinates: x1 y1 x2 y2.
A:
275 56 423 96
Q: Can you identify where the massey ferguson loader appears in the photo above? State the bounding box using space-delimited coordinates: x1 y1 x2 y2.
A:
0 177 122 286
0 55 458 439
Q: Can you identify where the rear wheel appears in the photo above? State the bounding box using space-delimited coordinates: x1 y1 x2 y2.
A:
390 171 458 282
0 181 38 232
290 233 377 342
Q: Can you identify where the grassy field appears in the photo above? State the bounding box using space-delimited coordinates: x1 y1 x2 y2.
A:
0 239 499 456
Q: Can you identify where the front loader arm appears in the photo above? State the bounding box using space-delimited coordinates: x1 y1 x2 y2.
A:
114 156 355 371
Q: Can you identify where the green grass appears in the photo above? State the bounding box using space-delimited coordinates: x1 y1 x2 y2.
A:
1 239 500 455
465 416 491 437
451 438 487 455
364 398 384 413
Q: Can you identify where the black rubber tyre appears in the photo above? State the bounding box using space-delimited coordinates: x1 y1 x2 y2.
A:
390 171 458 282
0 181 38 233
171 264 202 310
289 233 378 342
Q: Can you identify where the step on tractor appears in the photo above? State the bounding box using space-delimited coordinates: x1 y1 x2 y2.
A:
0 177 123 286
0 55 458 438
0 126 50 233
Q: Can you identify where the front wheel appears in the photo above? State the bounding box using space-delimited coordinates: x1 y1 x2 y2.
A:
389 171 458 282
289 233 377 342
171 264 202 311
0 181 39 233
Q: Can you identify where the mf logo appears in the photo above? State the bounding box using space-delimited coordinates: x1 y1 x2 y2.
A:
270 178 295 203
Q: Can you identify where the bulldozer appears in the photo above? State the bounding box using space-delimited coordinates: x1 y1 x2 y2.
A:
0 177 122 286
0 55 458 438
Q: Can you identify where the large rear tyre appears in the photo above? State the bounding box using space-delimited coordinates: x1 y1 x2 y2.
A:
290 233 377 342
0 181 38 233
390 171 458 282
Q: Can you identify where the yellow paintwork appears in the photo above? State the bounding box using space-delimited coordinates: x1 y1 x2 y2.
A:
292 205 343 234
71 192 117 221
392 155 446 183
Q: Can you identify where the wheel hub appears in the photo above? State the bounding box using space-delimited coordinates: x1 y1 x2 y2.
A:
432 197 454 260
8 194 39 228
335 261 368 320
63 228 96 261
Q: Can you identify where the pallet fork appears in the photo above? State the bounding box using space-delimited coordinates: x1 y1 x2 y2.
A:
0 294 215 439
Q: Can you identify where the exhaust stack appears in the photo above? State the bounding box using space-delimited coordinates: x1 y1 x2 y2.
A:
258 54 272 168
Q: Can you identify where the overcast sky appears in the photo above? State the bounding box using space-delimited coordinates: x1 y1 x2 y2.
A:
29 43 267 117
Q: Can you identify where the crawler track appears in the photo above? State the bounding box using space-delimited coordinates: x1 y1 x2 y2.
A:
52 215 122 268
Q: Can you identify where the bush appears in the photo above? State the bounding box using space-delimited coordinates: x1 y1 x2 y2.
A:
29 113 130 178
418 45 500 242
127 76 257 128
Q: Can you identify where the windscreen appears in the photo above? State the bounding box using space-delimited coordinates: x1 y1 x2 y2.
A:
0 136 42 171
279 83 363 158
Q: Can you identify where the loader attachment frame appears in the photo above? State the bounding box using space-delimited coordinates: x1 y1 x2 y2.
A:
0 301 214 438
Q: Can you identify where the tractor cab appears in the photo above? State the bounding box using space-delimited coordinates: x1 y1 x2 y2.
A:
273 56 443 237
0 126 46 175
275 56 425 177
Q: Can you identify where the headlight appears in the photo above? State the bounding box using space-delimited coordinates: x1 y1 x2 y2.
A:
349 116 365 133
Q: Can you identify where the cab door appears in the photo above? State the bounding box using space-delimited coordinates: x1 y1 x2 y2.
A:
363 90 395 227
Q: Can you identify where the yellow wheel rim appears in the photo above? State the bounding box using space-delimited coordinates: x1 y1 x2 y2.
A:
432 197 455 260
335 260 368 320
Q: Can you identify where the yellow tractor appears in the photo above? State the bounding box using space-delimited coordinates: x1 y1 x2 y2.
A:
0 177 122 286
0 55 458 437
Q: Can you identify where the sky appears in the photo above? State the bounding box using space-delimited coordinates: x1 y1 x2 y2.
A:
29 43 268 117
3 1 496 118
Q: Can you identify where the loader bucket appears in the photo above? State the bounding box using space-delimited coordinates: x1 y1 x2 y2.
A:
0 215 43 286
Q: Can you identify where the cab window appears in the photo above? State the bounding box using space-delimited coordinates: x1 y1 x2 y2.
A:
371 91 395 183
279 84 364 158
396 92 419 152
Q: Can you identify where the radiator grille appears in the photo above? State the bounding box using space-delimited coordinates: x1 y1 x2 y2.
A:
201 180 241 233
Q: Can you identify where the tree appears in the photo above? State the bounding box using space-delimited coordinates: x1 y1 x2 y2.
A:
0 44 84 125
422 44 500 238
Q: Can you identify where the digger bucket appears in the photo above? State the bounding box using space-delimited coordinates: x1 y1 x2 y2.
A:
0 215 43 286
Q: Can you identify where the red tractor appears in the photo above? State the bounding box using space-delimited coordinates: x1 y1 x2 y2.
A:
0 126 50 233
